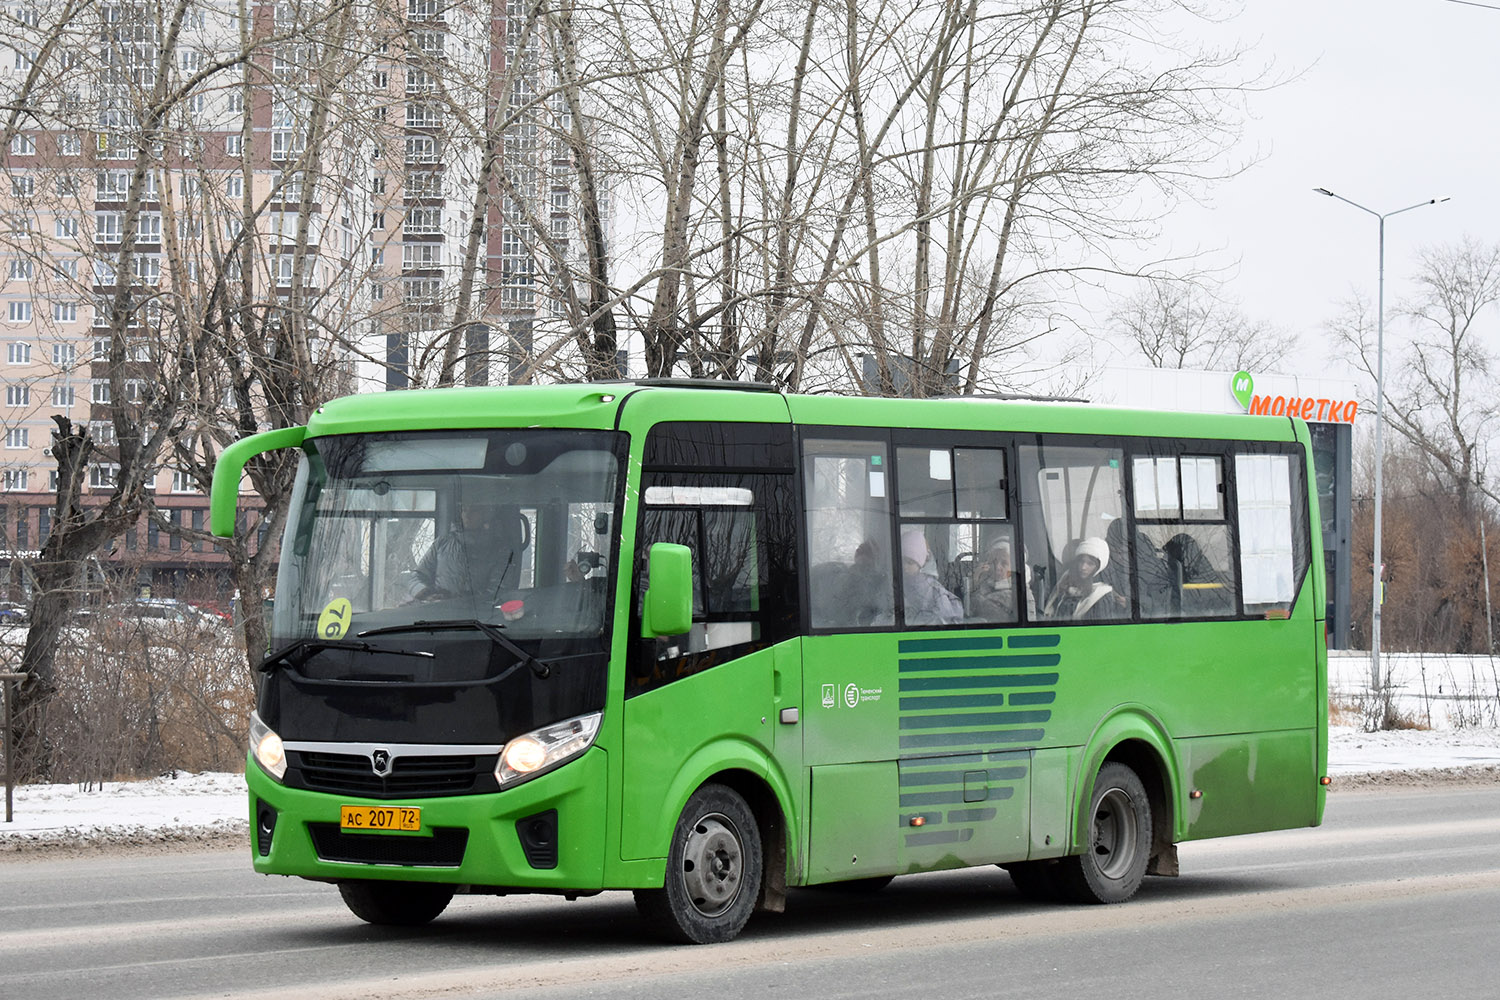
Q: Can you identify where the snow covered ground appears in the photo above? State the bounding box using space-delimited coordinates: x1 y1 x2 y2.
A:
2 727 1499 848
1 649 1497 849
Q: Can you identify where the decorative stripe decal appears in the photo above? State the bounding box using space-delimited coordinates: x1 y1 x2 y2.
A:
893 633 1062 854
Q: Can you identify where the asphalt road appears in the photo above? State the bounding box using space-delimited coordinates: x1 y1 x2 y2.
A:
4 784 1499 1000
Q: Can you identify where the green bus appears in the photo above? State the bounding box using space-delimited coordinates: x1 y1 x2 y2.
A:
211 380 1327 944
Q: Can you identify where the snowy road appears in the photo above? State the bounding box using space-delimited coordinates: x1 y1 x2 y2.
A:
3 784 1500 1000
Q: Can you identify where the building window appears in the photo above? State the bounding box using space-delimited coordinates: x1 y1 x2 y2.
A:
372 211 385 230
96 170 129 202
52 341 75 364
8 260 33 280
227 90 245 114
51 384 74 407
91 380 110 404
53 259 79 281
404 206 441 234
55 174 79 197
225 135 243 156
171 469 195 493
5 428 28 448
372 70 389 89
225 175 244 199
90 463 119 489
55 217 79 239
10 176 34 199
2 470 26 492
402 243 439 269
9 134 36 156
6 305 31 326
404 136 438 163
95 212 123 244
5 384 29 406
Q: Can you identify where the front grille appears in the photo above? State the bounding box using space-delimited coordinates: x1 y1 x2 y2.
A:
309 823 469 867
290 750 495 798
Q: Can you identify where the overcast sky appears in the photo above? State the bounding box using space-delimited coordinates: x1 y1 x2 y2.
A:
1149 0 1497 378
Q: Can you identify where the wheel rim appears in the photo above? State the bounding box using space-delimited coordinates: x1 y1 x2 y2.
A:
1091 787 1139 880
680 811 744 918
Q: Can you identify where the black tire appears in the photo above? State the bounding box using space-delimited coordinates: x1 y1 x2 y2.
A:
634 783 763 944
338 880 455 926
1054 762 1152 904
1002 861 1061 902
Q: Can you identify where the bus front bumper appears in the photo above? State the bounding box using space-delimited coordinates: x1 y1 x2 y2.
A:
245 746 609 890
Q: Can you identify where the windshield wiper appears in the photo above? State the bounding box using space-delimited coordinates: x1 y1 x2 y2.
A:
261 636 436 673
358 619 552 679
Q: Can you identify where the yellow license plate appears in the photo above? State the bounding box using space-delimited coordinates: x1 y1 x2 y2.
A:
340 805 422 832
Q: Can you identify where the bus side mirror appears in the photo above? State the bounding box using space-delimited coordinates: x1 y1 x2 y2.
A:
642 543 693 637
210 425 307 537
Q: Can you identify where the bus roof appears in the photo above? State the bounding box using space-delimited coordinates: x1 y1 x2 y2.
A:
299 381 1302 444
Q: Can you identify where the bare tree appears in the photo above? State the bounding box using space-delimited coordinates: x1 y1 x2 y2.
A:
1330 235 1500 513
1111 279 1298 373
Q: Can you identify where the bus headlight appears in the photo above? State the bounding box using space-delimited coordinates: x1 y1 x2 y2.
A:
249 712 287 781
496 711 601 787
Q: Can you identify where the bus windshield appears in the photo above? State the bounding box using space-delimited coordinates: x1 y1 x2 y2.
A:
272 429 625 646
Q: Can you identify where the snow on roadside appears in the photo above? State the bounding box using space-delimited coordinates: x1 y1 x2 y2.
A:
2 723 1500 850
0 771 248 850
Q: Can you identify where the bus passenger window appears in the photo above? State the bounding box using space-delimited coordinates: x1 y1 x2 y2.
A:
895 445 1014 626
1236 452 1308 615
1133 454 1237 619
1018 442 1130 622
804 440 895 629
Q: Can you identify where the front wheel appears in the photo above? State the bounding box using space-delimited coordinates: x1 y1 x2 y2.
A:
1054 762 1152 904
338 880 454 926
634 783 763 944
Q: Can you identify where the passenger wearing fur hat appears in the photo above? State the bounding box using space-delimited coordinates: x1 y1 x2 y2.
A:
1040 536 1117 620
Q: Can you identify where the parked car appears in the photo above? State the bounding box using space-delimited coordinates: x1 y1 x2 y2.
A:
105 599 228 638
0 601 27 624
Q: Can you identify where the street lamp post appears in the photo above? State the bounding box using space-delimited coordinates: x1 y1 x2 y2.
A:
1313 188 1449 699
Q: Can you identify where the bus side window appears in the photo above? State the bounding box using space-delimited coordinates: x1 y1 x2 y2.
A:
1236 452 1309 616
803 438 895 629
631 472 798 692
1132 454 1237 619
894 445 1015 626
1018 441 1130 622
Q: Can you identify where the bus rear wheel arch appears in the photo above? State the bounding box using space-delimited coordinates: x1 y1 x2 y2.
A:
1055 761 1153 904
635 782 764 944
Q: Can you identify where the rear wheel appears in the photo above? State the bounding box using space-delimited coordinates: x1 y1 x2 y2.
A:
635 783 763 944
1055 762 1152 904
338 880 455 926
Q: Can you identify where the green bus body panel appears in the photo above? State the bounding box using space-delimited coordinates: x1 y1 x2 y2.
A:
1177 729 1317 840
618 643 803 873
246 747 610 888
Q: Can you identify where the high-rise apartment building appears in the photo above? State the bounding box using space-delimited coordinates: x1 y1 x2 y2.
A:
0 0 598 598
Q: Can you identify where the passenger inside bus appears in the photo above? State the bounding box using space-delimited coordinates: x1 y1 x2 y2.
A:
966 537 1017 622
901 530 963 625
1039 536 1116 620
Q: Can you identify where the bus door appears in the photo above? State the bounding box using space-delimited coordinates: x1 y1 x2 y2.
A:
801 435 1035 879
618 449 803 863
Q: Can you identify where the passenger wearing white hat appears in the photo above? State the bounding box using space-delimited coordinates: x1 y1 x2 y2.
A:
900 529 964 625
1040 536 1116 620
